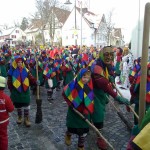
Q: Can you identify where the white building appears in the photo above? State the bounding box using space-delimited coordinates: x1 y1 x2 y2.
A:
0 27 26 47
62 7 107 47
131 1 150 58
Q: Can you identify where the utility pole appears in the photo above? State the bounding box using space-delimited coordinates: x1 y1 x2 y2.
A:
137 0 141 57
75 0 77 46
139 3 150 125
80 1 82 49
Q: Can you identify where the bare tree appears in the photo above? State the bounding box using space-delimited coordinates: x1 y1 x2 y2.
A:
13 21 20 27
33 0 60 46
105 9 115 45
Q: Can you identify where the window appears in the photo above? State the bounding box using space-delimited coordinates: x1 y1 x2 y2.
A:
22 36 26 40
66 36 68 39
12 41 16 44
72 34 74 39
16 30 19 33
11 35 16 38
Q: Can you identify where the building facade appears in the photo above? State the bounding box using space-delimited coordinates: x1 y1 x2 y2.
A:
0 27 26 47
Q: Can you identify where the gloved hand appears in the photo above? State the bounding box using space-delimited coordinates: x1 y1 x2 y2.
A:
109 76 115 84
36 80 40 86
115 95 130 105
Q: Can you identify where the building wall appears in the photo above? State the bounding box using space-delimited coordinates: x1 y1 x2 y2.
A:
10 27 26 41
62 7 94 47
131 1 150 58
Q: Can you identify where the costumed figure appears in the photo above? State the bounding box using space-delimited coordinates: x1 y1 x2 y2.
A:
61 57 74 86
115 47 123 84
127 107 150 150
7 56 37 127
120 47 133 89
129 62 150 125
90 46 129 150
43 57 57 103
129 57 141 85
0 49 7 77
62 68 94 150
32 52 44 86
54 53 63 91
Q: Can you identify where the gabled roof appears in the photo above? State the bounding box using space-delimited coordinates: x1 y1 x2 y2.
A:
24 27 40 34
76 7 104 29
0 27 16 36
53 7 70 24
26 7 71 32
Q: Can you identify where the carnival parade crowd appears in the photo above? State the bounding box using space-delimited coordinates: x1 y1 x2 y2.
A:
0 44 150 150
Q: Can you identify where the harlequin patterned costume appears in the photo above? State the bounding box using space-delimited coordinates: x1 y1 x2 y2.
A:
90 46 129 150
7 56 36 127
62 68 94 149
130 62 150 125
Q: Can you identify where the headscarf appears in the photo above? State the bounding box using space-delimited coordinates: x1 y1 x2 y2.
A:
63 68 94 114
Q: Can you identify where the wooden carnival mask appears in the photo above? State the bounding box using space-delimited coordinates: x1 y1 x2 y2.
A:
103 47 114 65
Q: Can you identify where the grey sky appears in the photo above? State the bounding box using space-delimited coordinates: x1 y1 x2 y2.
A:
0 0 149 42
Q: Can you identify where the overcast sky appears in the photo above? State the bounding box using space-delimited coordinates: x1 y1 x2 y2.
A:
0 0 149 43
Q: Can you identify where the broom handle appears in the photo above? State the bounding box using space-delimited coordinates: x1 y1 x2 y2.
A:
72 107 114 150
36 55 40 100
113 83 139 120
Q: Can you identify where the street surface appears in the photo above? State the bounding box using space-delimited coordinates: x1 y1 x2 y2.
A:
7 84 133 150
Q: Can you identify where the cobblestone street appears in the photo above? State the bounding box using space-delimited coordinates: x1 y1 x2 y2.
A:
8 85 133 150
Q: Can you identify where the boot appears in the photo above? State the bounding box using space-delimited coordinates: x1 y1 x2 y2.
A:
65 132 71 146
78 135 85 150
16 108 22 124
56 81 61 91
97 137 108 150
24 117 31 127
47 90 53 103
24 108 31 127
17 116 22 124
77 147 84 150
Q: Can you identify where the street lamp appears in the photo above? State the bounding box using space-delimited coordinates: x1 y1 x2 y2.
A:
64 0 77 46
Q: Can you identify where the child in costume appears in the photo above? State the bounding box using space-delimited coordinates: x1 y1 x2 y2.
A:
62 68 94 150
43 57 58 103
7 56 37 127
0 76 14 150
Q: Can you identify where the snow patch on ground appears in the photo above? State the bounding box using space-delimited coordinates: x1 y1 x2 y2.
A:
115 78 131 101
